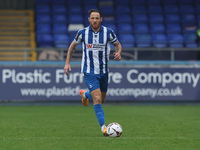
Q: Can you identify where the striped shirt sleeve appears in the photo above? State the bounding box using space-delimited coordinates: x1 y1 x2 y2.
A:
108 28 118 44
74 29 83 44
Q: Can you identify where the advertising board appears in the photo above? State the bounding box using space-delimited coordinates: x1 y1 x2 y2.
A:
1 66 200 101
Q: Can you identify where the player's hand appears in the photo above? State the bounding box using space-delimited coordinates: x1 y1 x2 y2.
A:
64 64 71 76
113 52 121 60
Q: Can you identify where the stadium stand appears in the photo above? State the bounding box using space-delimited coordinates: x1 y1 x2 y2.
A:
164 5 179 14
33 0 200 61
134 24 149 34
135 34 152 47
132 5 146 14
116 14 132 24
0 10 36 61
166 24 181 34
150 24 165 33
151 34 168 48
148 5 163 14
133 14 148 24
52 14 67 24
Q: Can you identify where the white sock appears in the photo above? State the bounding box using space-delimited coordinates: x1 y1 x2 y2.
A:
101 124 106 132
83 92 86 98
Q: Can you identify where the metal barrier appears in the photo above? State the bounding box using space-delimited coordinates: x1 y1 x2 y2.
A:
0 47 200 61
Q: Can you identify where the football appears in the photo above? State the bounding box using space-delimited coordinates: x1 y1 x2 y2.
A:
107 122 123 137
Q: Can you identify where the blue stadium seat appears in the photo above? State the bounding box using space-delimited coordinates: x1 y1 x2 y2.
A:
184 33 196 44
152 34 167 47
54 34 69 48
135 34 152 47
196 5 200 14
84 5 98 14
83 0 98 5
194 0 200 4
52 5 67 14
53 24 68 33
36 5 51 14
54 44 69 48
197 15 200 22
153 43 168 48
134 24 149 33
185 44 198 48
164 5 179 14
37 43 54 48
84 15 89 25
100 6 115 16
167 34 184 47
52 14 67 23
133 14 148 23
68 15 83 24
119 34 134 44
116 14 132 24
178 0 194 5
103 23 117 33
181 14 196 25
121 43 135 48
149 14 164 23
150 24 165 33
37 34 54 47
68 6 82 14
180 5 195 14
118 24 133 34
146 0 162 5
102 16 115 24
115 6 131 14
163 0 177 5
115 0 129 5
54 34 69 43
36 24 51 34
69 31 77 43
35 0 50 4
51 0 66 4
148 5 163 14
67 0 82 5
36 14 51 23
99 0 113 2
165 14 180 23
169 44 184 48
166 24 181 33
131 0 146 5
132 6 146 14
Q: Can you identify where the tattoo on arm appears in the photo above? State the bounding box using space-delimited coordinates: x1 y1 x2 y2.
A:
115 46 119 53
114 41 121 53
69 46 76 59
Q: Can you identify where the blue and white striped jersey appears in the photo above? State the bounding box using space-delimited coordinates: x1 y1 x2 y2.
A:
74 25 118 74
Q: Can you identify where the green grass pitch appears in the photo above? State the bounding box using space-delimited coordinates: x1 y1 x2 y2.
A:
0 104 200 150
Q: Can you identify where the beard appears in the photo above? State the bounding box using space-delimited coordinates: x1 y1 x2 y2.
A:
90 22 100 30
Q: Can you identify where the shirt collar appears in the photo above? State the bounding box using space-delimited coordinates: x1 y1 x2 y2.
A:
89 25 103 33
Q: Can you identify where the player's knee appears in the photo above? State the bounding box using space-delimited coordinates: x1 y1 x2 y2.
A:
93 95 102 104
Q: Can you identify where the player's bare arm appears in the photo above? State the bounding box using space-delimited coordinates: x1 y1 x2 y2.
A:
64 40 78 76
113 41 122 60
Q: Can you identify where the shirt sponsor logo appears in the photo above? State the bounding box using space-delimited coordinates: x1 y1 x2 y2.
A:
87 44 93 48
86 44 105 50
